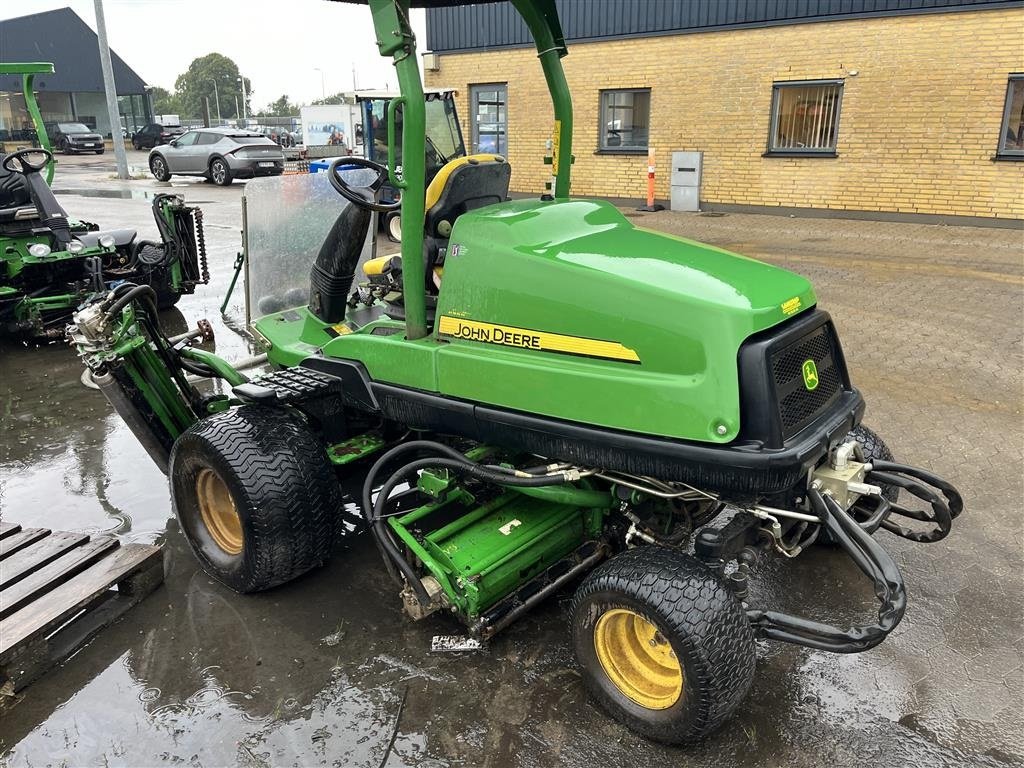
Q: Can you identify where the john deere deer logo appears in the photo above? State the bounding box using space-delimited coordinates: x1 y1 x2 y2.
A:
802 359 819 391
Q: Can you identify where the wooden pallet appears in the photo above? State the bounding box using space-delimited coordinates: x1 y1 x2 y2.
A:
0 521 164 705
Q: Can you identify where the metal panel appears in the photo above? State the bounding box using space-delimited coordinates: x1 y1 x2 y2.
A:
426 0 1021 52
671 186 701 213
670 151 702 212
670 151 702 187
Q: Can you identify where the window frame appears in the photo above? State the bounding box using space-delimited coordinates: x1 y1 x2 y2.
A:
597 87 651 154
765 79 844 158
174 131 200 147
469 83 508 157
996 74 1024 161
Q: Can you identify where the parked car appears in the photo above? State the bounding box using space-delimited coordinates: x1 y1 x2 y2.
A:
148 127 285 185
45 122 104 154
133 123 185 150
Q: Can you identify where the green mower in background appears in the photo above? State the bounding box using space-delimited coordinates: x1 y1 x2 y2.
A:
69 0 962 744
0 62 207 340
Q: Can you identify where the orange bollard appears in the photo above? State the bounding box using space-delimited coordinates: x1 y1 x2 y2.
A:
637 147 664 212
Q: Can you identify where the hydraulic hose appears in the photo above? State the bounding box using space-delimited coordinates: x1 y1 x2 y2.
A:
864 460 963 543
746 487 907 653
103 283 158 320
361 440 573 606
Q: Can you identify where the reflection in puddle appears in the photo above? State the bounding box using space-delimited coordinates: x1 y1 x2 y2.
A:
52 187 214 203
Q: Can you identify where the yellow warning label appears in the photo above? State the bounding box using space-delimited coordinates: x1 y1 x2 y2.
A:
552 120 561 169
331 323 353 336
781 297 802 316
438 316 640 363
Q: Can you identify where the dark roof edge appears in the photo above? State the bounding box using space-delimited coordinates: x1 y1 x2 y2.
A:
427 1 1024 54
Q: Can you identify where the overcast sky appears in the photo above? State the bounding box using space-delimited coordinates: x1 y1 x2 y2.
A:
3 0 428 107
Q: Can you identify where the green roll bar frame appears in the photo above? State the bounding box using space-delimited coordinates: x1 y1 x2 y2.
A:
359 0 572 340
0 62 56 184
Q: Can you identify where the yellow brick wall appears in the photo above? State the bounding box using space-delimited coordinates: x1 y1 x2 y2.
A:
426 8 1024 219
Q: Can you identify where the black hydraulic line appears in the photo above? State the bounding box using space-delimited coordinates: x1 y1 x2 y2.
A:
361 440 573 606
746 488 907 653
863 459 963 543
848 494 893 535
103 284 158 320
104 282 203 413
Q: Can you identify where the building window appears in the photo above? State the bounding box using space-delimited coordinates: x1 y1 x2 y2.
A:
997 75 1024 159
599 89 650 151
767 80 843 156
470 84 507 156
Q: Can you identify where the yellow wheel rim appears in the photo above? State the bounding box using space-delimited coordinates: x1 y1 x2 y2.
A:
195 468 243 555
594 608 683 710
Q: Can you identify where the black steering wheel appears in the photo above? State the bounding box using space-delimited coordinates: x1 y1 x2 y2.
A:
2 148 53 175
328 156 400 213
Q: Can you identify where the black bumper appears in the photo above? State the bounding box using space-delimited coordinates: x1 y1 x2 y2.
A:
300 354 865 501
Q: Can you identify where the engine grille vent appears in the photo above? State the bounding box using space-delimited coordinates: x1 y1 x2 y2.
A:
770 325 843 437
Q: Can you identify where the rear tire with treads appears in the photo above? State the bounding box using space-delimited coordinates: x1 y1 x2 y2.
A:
818 423 898 547
847 424 898 502
570 546 755 744
169 405 342 593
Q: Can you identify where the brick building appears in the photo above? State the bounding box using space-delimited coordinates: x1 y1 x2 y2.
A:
424 0 1024 223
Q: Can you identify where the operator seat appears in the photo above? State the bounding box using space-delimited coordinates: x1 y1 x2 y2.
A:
362 154 511 294
0 164 35 226
423 153 510 289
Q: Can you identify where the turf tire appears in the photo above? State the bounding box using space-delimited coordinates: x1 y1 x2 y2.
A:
846 424 898 502
169 405 342 593
571 546 755 744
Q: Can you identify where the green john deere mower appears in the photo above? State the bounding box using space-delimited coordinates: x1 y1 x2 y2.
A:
1 63 207 340
69 0 962 744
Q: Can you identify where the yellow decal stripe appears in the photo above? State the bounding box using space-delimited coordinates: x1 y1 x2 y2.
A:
438 316 640 363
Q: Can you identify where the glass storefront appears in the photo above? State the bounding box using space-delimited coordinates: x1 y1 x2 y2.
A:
0 90 150 141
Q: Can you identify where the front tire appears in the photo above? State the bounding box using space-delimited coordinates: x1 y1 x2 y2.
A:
150 154 171 182
169 406 343 593
385 211 401 243
210 157 232 186
571 547 755 744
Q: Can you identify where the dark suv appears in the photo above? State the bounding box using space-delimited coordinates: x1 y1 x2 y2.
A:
133 123 186 150
45 122 105 154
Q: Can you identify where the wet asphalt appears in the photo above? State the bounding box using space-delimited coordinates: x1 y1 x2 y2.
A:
0 151 1021 767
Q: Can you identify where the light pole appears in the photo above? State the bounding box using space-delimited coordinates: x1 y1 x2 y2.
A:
93 0 128 178
234 94 240 121
314 68 326 99
236 76 248 121
209 78 222 124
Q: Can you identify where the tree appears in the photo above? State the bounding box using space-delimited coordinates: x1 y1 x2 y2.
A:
256 94 299 117
173 53 252 121
149 86 182 117
312 92 352 106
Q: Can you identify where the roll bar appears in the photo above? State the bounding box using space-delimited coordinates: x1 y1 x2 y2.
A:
0 62 56 184
332 0 572 340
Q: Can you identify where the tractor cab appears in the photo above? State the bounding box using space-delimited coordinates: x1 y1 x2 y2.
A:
354 87 467 242
357 88 466 185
